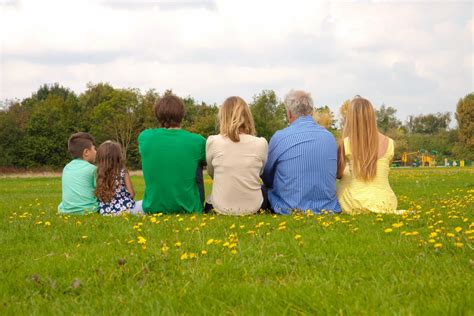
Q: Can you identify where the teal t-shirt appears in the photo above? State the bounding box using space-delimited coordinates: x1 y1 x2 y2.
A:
58 159 98 215
138 128 206 214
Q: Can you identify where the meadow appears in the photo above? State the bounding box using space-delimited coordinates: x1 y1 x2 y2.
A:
0 168 473 315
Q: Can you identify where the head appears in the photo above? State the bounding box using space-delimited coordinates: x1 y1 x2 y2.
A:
95 141 124 203
68 132 96 163
218 96 256 142
284 90 314 124
154 95 185 128
343 96 379 181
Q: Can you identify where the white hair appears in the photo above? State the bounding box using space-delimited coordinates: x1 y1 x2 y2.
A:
284 90 314 118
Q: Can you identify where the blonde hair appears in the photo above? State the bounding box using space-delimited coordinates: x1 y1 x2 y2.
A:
343 96 379 181
218 96 256 142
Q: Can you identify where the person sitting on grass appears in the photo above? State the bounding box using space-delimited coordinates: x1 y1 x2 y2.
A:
58 132 98 215
205 96 268 215
262 90 341 214
95 141 143 216
138 95 206 214
336 96 399 214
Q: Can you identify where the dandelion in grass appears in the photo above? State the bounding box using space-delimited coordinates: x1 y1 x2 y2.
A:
455 227 463 233
434 243 443 249
455 242 464 248
384 228 393 233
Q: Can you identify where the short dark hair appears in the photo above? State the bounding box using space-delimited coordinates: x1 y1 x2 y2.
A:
68 132 95 159
154 95 185 128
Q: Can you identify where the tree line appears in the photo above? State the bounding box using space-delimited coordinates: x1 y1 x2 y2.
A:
0 83 472 170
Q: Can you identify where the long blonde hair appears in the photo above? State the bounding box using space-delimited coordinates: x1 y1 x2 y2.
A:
343 96 379 181
218 96 256 142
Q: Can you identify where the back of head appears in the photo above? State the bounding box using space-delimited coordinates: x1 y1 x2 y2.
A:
154 95 186 128
95 141 124 202
219 96 256 142
284 90 314 119
68 132 95 159
343 96 379 181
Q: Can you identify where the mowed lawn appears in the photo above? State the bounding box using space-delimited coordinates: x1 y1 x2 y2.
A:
0 168 473 315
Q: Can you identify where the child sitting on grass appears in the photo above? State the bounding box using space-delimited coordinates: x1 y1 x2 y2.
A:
95 141 143 216
58 132 98 215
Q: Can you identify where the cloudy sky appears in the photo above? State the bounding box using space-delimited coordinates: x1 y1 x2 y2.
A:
1 0 472 121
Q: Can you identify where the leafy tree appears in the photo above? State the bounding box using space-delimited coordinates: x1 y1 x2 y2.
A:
376 105 401 133
405 112 451 135
250 90 287 140
455 92 474 158
90 88 141 162
339 99 350 129
313 105 336 130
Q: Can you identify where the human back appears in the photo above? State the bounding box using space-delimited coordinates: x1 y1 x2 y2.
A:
337 96 398 214
206 96 268 215
139 95 206 214
262 90 341 214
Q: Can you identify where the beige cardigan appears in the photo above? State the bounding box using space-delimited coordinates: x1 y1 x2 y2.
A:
206 134 268 215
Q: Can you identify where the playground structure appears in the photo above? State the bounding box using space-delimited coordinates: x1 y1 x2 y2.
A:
397 149 470 167
401 150 437 167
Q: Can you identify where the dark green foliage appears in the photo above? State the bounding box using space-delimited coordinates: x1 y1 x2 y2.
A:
250 90 287 140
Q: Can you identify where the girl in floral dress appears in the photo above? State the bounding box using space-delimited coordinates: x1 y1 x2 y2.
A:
95 141 142 215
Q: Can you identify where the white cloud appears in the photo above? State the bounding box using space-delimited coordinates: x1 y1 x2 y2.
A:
0 0 472 122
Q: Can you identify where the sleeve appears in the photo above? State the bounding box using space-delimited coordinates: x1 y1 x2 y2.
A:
261 133 279 188
259 138 269 176
205 136 215 179
92 166 97 189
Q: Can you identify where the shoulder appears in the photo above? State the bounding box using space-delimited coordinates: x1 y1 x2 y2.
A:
138 129 154 142
183 130 206 143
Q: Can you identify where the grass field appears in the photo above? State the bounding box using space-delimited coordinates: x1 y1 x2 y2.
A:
1 168 473 315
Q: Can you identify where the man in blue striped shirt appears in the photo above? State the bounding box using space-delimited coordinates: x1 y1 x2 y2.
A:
262 90 341 214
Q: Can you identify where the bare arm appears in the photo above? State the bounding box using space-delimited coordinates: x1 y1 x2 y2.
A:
124 170 135 198
337 142 345 180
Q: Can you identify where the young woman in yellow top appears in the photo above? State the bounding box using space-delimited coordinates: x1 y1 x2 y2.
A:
336 96 398 214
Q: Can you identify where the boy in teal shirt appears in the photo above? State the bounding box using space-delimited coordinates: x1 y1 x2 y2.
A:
58 132 98 214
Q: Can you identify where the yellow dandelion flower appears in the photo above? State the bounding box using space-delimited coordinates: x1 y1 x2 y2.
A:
180 253 189 260
230 224 236 229
189 253 197 259
128 239 135 244
278 226 286 231
384 228 393 233
455 227 462 233
231 249 237 255
178 218 184 222
206 239 214 245
446 233 455 238
44 221 51 226
428 239 436 243
150 217 157 223
392 222 404 228
174 242 182 247
81 236 88 239
454 242 464 248
137 236 146 244
434 243 443 249
294 234 302 240
201 250 208 255
429 232 438 238
161 245 169 253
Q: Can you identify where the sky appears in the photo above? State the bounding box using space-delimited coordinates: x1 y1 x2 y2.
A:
0 0 473 122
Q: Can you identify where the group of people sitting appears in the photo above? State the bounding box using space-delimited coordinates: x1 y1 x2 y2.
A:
58 90 399 216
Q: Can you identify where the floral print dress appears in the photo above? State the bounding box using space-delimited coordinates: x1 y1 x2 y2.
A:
98 169 136 216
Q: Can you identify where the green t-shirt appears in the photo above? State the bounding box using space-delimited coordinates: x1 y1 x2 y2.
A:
58 159 98 215
138 128 206 214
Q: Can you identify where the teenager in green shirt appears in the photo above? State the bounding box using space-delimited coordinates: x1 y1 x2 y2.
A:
58 132 98 215
138 95 206 214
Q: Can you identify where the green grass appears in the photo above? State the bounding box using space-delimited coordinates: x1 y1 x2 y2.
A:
0 168 473 315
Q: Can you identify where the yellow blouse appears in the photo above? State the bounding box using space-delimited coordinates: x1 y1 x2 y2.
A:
337 137 398 214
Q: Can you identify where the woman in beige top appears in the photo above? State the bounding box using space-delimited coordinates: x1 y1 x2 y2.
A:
206 96 268 215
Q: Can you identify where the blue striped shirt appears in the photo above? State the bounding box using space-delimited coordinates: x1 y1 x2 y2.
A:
262 115 341 214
